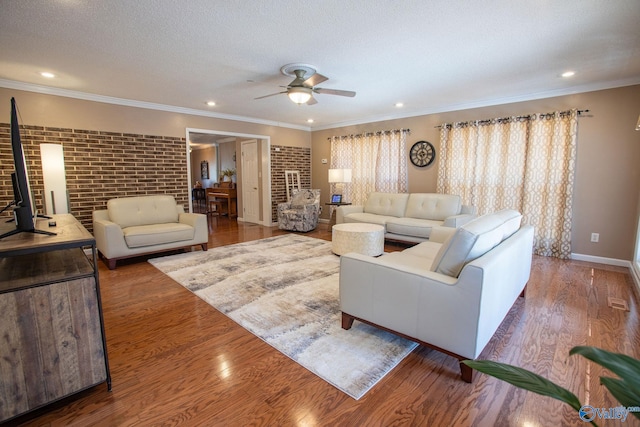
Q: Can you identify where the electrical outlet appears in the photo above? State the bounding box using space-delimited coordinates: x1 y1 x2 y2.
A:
591 233 599 243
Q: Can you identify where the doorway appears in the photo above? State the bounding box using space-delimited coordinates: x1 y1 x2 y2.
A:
185 128 272 226
241 140 260 224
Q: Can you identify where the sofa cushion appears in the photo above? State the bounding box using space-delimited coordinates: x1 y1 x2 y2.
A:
404 194 461 221
108 195 179 229
386 217 444 239
431 209 523 277
363 192 409 218
401 240 442 262
123 223 194 248
343 212 393 228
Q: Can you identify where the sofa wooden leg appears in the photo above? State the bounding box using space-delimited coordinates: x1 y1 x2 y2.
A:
106 258 117 270
201 243 208 251
520 284 527 298
460 362 474 383
341 313 355 330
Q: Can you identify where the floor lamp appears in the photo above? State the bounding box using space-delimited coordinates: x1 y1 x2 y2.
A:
40 143 69 214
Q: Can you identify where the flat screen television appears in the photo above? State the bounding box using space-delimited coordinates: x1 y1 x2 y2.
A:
0 98 55 239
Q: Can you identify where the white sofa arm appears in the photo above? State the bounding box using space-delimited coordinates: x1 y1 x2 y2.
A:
429 226 456 243
92 216 129 259
443 213 476 228
179 212 208 244
336 205 363 224
461 204 477 215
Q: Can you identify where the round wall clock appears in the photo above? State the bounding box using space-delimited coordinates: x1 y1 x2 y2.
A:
409 140 435 167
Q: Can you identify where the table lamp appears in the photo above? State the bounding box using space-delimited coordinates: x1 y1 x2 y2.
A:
328 168 352 202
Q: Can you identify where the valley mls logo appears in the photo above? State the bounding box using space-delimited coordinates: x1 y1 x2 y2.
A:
579 405 640 423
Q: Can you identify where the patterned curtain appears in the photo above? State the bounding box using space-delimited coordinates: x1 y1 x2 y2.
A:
330 129 409 206
437 110 578 258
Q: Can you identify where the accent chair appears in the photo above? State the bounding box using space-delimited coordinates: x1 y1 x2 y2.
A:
277 189 321 232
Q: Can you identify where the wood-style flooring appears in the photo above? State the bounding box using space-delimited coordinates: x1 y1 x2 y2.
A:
11 216 640 426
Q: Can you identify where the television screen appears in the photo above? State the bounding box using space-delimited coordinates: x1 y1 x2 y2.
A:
0 98 55 239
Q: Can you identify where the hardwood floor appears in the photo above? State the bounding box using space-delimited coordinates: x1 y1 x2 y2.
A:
11 216 640 426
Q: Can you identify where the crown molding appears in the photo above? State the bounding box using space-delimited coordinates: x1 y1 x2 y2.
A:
0 79 311 132
310 77 640 131
3 77 639 133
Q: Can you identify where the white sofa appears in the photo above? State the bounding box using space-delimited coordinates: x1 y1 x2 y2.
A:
93 195 208 269
339 209 534 382
336 192 476 243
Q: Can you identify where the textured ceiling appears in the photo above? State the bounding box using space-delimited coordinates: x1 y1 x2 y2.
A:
1 1 639 130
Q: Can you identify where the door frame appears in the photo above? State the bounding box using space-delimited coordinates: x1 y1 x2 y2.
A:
185 128 272 226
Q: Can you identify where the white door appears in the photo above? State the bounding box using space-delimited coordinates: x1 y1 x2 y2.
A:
241 140 260 224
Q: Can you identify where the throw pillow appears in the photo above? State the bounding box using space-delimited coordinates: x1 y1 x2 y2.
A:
431 209 522 277
290 189 315 208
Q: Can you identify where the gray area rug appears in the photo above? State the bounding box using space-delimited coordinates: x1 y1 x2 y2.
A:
148 234 417 400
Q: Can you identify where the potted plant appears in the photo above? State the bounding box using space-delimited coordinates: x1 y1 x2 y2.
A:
220 168 236 182
464 346 640 426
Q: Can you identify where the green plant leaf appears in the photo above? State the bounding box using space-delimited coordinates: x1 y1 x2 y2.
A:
570 346 640 391
600 377 640 420
463 360 582 412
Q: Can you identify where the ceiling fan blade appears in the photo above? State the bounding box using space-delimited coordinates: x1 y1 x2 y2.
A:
306 96 318 105
303 72 329 87
314 88 356 97
254 91 287 100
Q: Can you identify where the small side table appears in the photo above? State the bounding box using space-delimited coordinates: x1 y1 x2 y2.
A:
325 202 352 226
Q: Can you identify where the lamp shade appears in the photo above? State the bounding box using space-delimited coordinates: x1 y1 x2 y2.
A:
328 168 352 183
288 87 312 104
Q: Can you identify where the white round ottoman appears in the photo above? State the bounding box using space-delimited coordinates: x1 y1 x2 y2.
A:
332 223 385 256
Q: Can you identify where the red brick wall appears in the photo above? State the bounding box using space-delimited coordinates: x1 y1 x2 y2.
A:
0 123 187 233
270 145 311 220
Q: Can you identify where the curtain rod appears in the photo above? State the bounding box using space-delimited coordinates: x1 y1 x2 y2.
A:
328 128 410 140
434 109 590 129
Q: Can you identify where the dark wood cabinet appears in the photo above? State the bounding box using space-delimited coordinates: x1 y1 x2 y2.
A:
0 214 111 422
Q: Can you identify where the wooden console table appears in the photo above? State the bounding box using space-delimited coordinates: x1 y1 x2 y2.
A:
0 214 111 423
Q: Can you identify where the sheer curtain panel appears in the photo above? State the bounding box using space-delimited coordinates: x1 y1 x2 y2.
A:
437 110 578 258
329 129 409 206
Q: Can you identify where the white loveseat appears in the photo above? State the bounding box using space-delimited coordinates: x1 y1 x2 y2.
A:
339 209 534 382
336 192 476 243
93 195 208 269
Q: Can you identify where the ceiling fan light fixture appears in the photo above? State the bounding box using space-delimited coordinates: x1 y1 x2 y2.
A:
288 87 312 104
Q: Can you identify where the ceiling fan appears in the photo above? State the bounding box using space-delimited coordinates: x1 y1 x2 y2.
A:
255 63 356 105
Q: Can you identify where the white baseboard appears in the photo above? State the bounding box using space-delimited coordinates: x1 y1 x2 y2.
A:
570 253 630 267
571 253 640 296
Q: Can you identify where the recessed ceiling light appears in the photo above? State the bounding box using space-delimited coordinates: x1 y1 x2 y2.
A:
206 101 216 106
307 119 314 123
40 72 55 78
395 102 404 107
561 71 575 78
